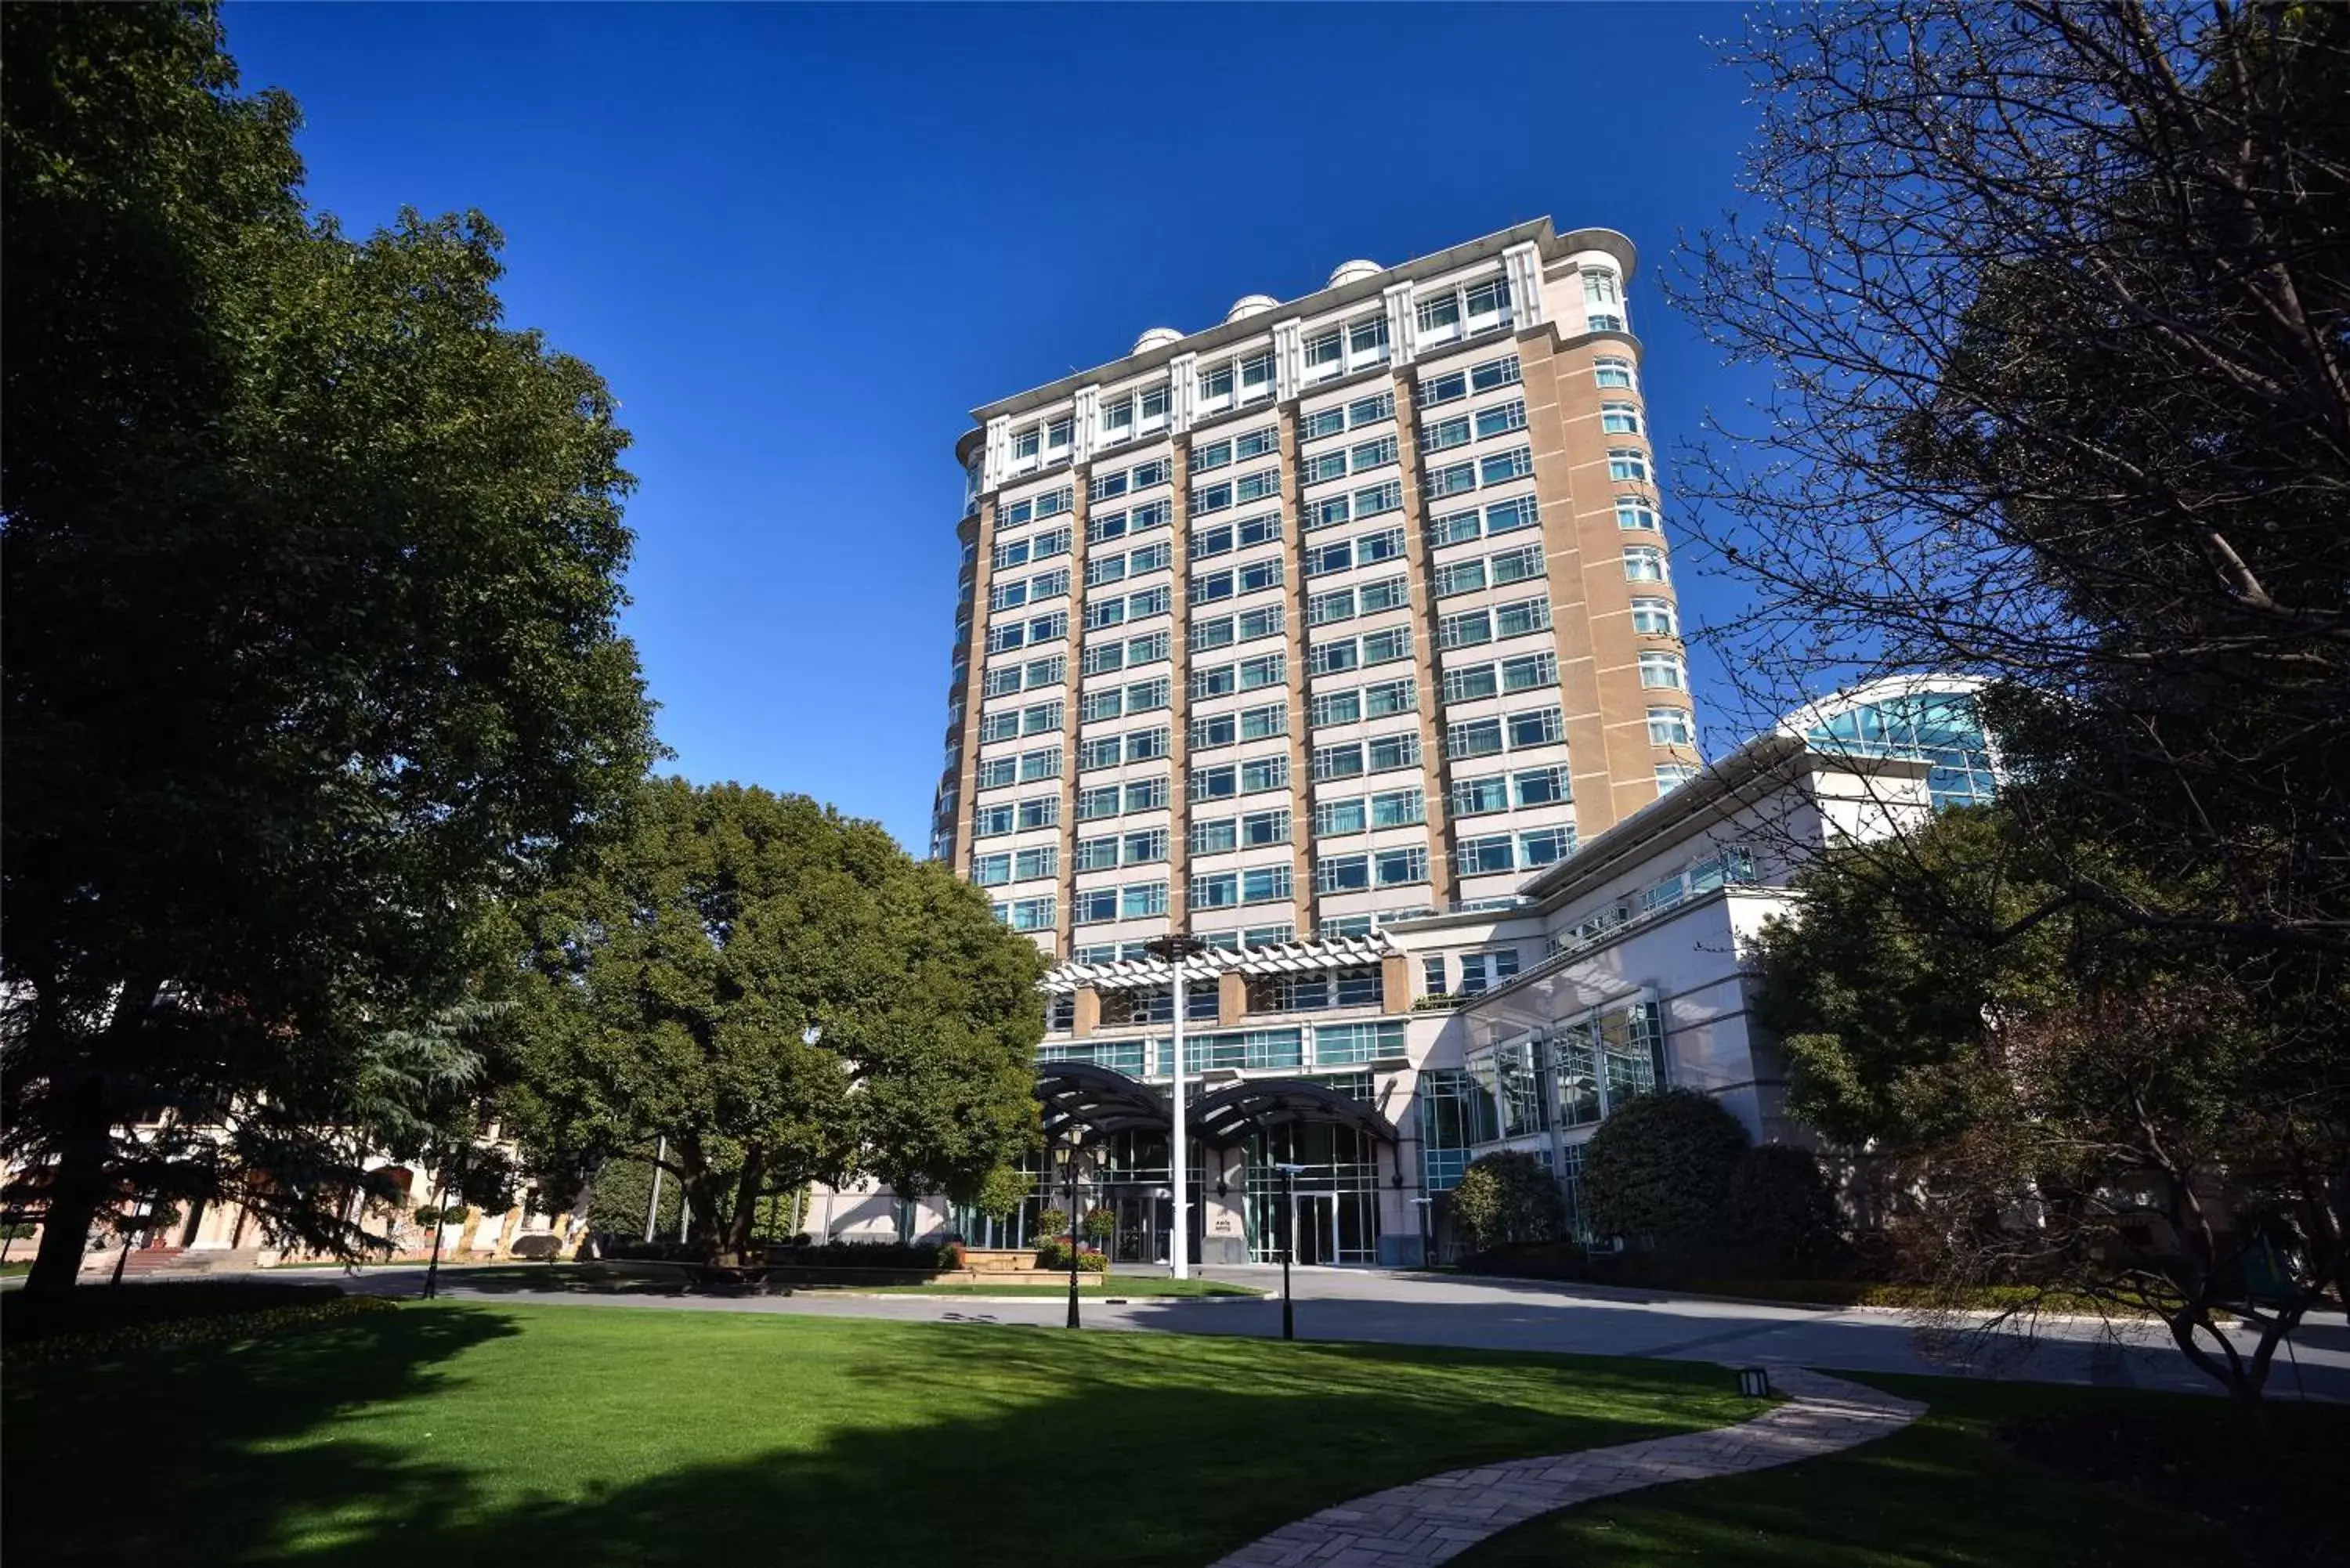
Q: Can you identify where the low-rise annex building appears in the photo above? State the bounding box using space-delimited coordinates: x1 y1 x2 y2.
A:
836 675 1996 1266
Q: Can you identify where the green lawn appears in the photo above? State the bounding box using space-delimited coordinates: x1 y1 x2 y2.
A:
1458 1372 2296 1567
852 1274 1259 1297
4 1299 1756 1567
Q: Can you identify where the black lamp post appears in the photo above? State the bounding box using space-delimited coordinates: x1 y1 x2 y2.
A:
1063 1133 1082 1329
1273 1161 1304 1340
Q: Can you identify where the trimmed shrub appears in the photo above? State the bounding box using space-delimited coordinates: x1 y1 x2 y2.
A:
510 1234 563 1260
1724 1144 1848 1274
1450 1151 1568 1252
1582 1088 1751 1255
1035 1239 1109 1273
1079 1205 1115 1245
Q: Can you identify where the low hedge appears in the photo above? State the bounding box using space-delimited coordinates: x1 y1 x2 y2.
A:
4 1292 399 1369
1035 1240 1110 1273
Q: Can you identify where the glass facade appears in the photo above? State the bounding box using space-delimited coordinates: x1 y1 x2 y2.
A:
1805 688 1997 809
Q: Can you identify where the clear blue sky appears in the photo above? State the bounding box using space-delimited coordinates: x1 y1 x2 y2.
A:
224 2 1771 852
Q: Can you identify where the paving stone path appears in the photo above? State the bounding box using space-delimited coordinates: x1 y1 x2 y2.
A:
1211 1365 1925 1568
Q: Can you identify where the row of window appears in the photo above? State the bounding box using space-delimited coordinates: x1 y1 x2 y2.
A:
1412 274 1513 347
991 526 1070 572
1188 425 1278 473
982 653 1065 697
1307 574 1408 627
1190 703 1289 750
1074 882 1172 924
1312 730 1422 782
1191 865 1294 909
1313 786 1424 836
978 701 1061 742
1304 523 1406 579
1416 352 1521 410
1300 389 1394 441
1191 602 1285 653
988 566 1069 612
1426 494 1540 548
1302 313 1391 385
1087 456 1173 504
1452 764 1571 816
1425 443 1534 500
972 795 1060 836
973 846 1058 887
1082 584 1171 632
1308 676 1415 728
1456 827 1576 876
1079 676 1170 724
1190 510 1282 562
1188 466 1281 516
1437 594 1553 651
975 746 1064 788
1308 623 1415 676
1192 754 1292 801
1191 558 1283 604
1317 846 1429 894
1000 486 1072 529
1079 776 1170 819
1434 542 1544 599
1445 706 1564 761
1301 433 1397 486
1419 398 1527 454
1081 628 1172 676
1085 500 1170 547
996 312 1631 506
1078 728 1169 771
1191 807 1291 854
1307 479 1404 533
1084 540 1173 589
1076 827 1168 870
1190 650 1286 699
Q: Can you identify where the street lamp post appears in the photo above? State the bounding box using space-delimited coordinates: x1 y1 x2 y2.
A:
1063 1136 1082 1329
1273 1161 1306 1341
1144 932 1209 1281
1411 1196 1434 1270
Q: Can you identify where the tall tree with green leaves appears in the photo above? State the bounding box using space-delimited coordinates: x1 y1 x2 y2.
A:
1 3 655 1299
502 780 1044 1261
1755 804 2346 1422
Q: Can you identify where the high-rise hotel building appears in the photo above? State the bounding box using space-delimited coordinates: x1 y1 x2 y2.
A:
932 219 1697 959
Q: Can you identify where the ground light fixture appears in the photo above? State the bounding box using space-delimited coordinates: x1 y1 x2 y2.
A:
1410 1194 1434 1270
1273 1161 1307 1340
1142 930 1212 1280
1738 1367 1773 1397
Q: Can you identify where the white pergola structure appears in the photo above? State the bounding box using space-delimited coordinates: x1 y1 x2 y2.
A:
1038 930 1407 1277
1036 930 1403 997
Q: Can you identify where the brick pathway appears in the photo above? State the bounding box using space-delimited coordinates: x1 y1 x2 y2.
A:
1211 1366 1925 1567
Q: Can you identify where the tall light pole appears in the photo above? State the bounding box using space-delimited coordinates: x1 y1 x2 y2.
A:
1144 932 1209 1280
1274 1162 1306 1340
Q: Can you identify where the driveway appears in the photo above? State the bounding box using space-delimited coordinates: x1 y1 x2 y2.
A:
269 1260 2350 1402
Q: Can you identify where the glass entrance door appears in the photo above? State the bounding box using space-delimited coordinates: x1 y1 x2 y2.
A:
1292 1194 1336 1266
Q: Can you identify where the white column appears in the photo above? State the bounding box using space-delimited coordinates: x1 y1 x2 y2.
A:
1503 242 1544 330
1170 959 1189 1279
1168 353 1198 435
1383 281 1417 367
1271 318 1303 403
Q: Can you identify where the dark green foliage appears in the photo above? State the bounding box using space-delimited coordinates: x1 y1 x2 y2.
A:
1752 807 2077 1151
1 3 653 1299
1582 1089 1751 1255
505 779 1045 1260
1448 1151 1569 1252
1723 1145 1846 1274
584 1151 684 1239
1036 1240 1109 1273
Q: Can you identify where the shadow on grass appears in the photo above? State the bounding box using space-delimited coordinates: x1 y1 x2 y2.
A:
1456 1372 2348 1568
5 1304 1755 1568
5 1303 522 1567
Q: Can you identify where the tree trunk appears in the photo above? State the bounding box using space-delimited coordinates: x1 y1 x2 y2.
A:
22 1108 114 1299
724 1143 766 1263
674 1131 729 1258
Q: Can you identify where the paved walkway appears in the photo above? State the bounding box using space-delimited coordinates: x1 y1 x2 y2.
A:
1213 1366 1925 1567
